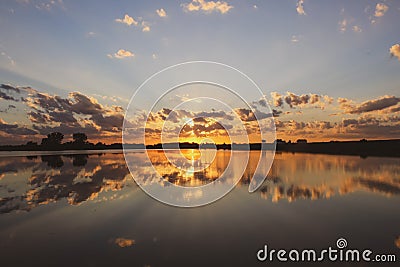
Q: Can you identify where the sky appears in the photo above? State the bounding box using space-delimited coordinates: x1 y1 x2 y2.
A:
0 0 399 145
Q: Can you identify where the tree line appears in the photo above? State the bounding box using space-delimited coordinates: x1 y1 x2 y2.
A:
1 132 122 151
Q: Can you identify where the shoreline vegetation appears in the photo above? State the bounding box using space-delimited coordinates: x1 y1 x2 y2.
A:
0 132 399 157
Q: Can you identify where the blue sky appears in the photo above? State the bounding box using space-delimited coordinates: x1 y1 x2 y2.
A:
0 0 399 144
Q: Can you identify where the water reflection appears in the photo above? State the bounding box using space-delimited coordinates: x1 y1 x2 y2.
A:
0 153 130 213
260 152 400 202
0 151 399 214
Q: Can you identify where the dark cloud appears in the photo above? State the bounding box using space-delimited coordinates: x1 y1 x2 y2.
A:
0 104 16 113
271 91 332 109
0 84 21 93
355 177 400 196
234 108 272 122
180 117 231 138
284 92 310 107
28 111 49 124
49 111 77 124
91 113 124 132
0 119 37 135
0 91 19 101
194 110 234 120
272 109 282 117
344 95 400 114
69 92 103 115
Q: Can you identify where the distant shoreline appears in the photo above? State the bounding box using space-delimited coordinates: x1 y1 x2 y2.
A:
0 139 399 158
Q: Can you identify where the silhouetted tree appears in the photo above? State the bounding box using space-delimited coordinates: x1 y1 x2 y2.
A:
73 133 88 144
41 155 64 168
41 132 64 146
72 154 88 166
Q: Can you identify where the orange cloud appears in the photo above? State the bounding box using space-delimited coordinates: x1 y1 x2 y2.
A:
182 0 233 14
390 44 400 61
115 14 138 26
374 3 388 18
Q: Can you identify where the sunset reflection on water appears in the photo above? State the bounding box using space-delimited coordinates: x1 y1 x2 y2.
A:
0 151 399 267
1 150 399 213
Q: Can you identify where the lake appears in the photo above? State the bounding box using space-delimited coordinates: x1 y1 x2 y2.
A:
0 150 399 266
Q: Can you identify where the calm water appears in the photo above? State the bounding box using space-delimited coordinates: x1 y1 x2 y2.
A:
0 150 399 266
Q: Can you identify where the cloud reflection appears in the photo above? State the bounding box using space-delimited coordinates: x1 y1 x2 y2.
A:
0 151 399 213
114 237 135 248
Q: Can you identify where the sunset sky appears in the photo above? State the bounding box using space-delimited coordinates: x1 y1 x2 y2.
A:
0 0 399 145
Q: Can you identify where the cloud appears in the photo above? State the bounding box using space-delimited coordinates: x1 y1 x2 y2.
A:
180 117 230 138
195 110 234 120
28 111 48 124
156 8 167 17
0 84 22 101
270 91 333 110
68 92 103 114
90 113 124 132
374 3 388 17
108 49 134 59
284 92 310 107
291 35 302 43
0 119 37 136
1 51 16 66
234 108 272 122
0 91 18 101
338 19 347 32
34 0 65 11
86 31 96 38
352 25 362 33
115 14 150 32
141 21 151 32
115 14 138 26
342 95 400 114
296 0 306 15
182 0 233 14
339 114 400 138
390 44 400 61
0 83 126 144
271 92 284 107
146 108 235 125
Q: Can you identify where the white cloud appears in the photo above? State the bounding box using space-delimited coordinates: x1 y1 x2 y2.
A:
115 14 138 26
291 35 302 43
352 25 362 33
296 0 306 15
86 31 96 38
340 95 400 114
374 3 388 17
0 51 16 66
390 44 400 61
338 19 347 32
35 0 65 11
141 21 150 32
182 0 233 14
156 8 167 17
115 14 150 32
107 49 134 59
